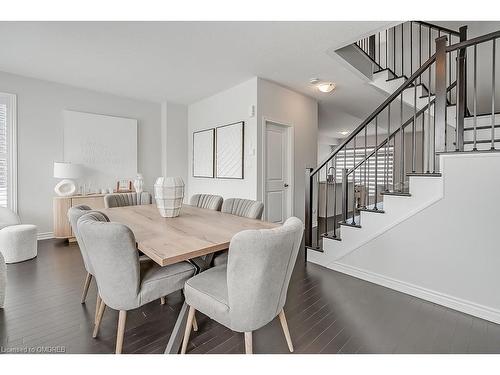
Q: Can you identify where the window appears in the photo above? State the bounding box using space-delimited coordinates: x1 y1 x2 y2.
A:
332 146 394 196
0 93 17 211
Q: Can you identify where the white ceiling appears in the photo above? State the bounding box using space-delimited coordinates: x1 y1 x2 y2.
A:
0 21 392 114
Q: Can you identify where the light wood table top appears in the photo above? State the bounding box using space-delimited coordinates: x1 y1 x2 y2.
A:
101 204 279 266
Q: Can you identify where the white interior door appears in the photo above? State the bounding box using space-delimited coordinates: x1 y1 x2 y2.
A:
265 122 291 223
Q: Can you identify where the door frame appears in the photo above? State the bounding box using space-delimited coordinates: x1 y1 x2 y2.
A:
261 117 294 222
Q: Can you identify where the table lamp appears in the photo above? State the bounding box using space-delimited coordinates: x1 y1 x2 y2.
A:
53 162 82 196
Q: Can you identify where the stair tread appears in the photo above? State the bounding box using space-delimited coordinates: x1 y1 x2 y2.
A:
339 220 361 228
321 231 341 241
373 68 396 78
437 149 500 154
386 74 408 82
380 190 411 197
358 207 385 214
407 172 442 177
305 245 323 252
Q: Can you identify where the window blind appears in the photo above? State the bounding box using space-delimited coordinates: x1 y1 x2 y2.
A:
0 103 8 207
333 146 394 196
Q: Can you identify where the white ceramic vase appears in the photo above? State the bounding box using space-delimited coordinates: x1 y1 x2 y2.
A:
154 176 184 218
134 173 144 194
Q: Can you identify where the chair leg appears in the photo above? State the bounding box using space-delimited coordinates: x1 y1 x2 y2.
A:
278 309 294 352
181 305 196 354
92 300 106 338
192 314 198 332
244 332 253 354
80 272 92 304
160 297 166 305
116 310 127 354
95 294 102 324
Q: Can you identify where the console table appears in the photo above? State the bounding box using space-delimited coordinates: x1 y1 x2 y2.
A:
53 194 106 240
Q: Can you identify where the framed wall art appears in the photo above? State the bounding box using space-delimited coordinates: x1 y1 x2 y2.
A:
216 121 244 179
192 128 215 178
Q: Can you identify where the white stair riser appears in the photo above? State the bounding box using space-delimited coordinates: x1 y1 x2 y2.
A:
310 175 444 266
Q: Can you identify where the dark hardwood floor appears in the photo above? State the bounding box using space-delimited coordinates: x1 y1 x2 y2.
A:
1 238 500 354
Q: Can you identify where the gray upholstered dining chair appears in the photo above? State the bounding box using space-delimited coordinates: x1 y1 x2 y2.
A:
78 212 197 354
189 194 223 211
104 192 152 209
181 217 303 354
213 198 265 266
68 205 105 309
221 198 264 219
68 205 169 324
0 250 5 309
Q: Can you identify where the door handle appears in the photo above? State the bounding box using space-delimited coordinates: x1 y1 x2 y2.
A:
284 183 289 188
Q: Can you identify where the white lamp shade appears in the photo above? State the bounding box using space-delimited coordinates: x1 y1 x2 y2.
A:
53 162 82 179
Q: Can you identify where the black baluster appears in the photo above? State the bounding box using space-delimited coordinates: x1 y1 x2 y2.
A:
419 23 422 84
401 23 404 77
352 137 356 224
393 26 396 73
492 39 497 150
364 125 367 208
332 157 337 238
473 44 478 151
386 29 388 69
386 104 391 191
374 116 379 210
412 74 417 172
410 22 413 76
400 92 405 191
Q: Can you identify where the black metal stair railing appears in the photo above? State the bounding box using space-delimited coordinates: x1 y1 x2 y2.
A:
305 53 438 252
304 29 500 254
442 30 500 152
356 21 464 104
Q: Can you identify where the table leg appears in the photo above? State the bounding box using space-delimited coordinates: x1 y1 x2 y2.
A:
164 254 214 354
165 302 189 354
190 253 214 272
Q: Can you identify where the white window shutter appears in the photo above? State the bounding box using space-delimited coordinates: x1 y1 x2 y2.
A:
0 103 8 207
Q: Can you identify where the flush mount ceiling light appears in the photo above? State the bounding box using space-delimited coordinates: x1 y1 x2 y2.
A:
339 130 349 136
310 78 336 93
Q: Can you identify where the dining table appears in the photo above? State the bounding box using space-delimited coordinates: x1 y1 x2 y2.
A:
101 203 279 353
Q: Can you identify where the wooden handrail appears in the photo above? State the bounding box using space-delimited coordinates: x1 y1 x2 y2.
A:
414 21 461 37
446 30 500 52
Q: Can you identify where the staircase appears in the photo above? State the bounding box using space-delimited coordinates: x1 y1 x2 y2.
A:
305 22 500 323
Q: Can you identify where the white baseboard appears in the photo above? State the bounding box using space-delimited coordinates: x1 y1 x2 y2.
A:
328 261 500 325
37 232 54 240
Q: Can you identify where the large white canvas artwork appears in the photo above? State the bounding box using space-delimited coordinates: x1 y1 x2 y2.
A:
193 128 214 178
216 122 244 179
63 110 137 189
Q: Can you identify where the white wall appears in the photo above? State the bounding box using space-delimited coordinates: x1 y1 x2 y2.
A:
187 77 318 221
0 71 162 235
324 152 500 324
187 78 258 201
318 134 339 165
318 105 362 139
162 101 188 188
257 78 318 220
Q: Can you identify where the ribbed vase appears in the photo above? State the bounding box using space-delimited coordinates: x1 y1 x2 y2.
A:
154 176 184 218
